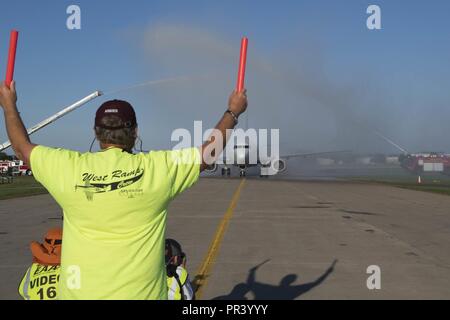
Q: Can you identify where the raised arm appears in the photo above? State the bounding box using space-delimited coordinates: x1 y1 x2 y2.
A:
200 89 248 172
0 81 36 165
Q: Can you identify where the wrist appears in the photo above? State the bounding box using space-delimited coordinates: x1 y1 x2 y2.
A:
227 107 243 117
2 102 17 113
225 109 239 125
3 107 19 118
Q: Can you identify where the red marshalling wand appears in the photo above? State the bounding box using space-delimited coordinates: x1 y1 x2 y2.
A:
5 30 19 88
236 37 248 92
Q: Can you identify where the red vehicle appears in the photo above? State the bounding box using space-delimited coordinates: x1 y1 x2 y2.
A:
399 153 450 174
18 164 32 176
0 160 32 176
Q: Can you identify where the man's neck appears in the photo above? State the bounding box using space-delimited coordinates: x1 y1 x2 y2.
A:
100 143 131 153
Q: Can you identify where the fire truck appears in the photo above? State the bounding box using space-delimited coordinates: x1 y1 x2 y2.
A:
398 153 450 174
0 160 32 176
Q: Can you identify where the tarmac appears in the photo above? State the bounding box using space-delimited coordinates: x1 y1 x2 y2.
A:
1 177 450 300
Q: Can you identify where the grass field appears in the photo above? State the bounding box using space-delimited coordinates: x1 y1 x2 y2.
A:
353 174 450 196
395 184 450 196
0 176 48 200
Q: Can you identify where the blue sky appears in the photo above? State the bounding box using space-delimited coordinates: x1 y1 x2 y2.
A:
1 1 450 153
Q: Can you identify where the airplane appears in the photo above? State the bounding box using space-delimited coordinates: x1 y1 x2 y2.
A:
204 142 351 178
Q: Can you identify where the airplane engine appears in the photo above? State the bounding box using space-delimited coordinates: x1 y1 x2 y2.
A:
271 158 287 173
204 163 218 173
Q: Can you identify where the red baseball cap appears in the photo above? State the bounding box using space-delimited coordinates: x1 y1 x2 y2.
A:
95 100 137 130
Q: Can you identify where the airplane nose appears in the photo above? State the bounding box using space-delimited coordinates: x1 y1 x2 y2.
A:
235 149 247 164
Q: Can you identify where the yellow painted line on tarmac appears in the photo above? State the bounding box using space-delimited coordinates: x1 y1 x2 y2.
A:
194 178 246 299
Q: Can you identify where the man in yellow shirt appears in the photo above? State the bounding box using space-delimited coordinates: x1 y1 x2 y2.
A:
0 80 247 300
19 233 191 300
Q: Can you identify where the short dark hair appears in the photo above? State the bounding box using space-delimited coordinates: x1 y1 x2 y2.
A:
95 115 137 149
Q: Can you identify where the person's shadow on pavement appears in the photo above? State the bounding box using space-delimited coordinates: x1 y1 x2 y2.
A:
213 259 337 300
